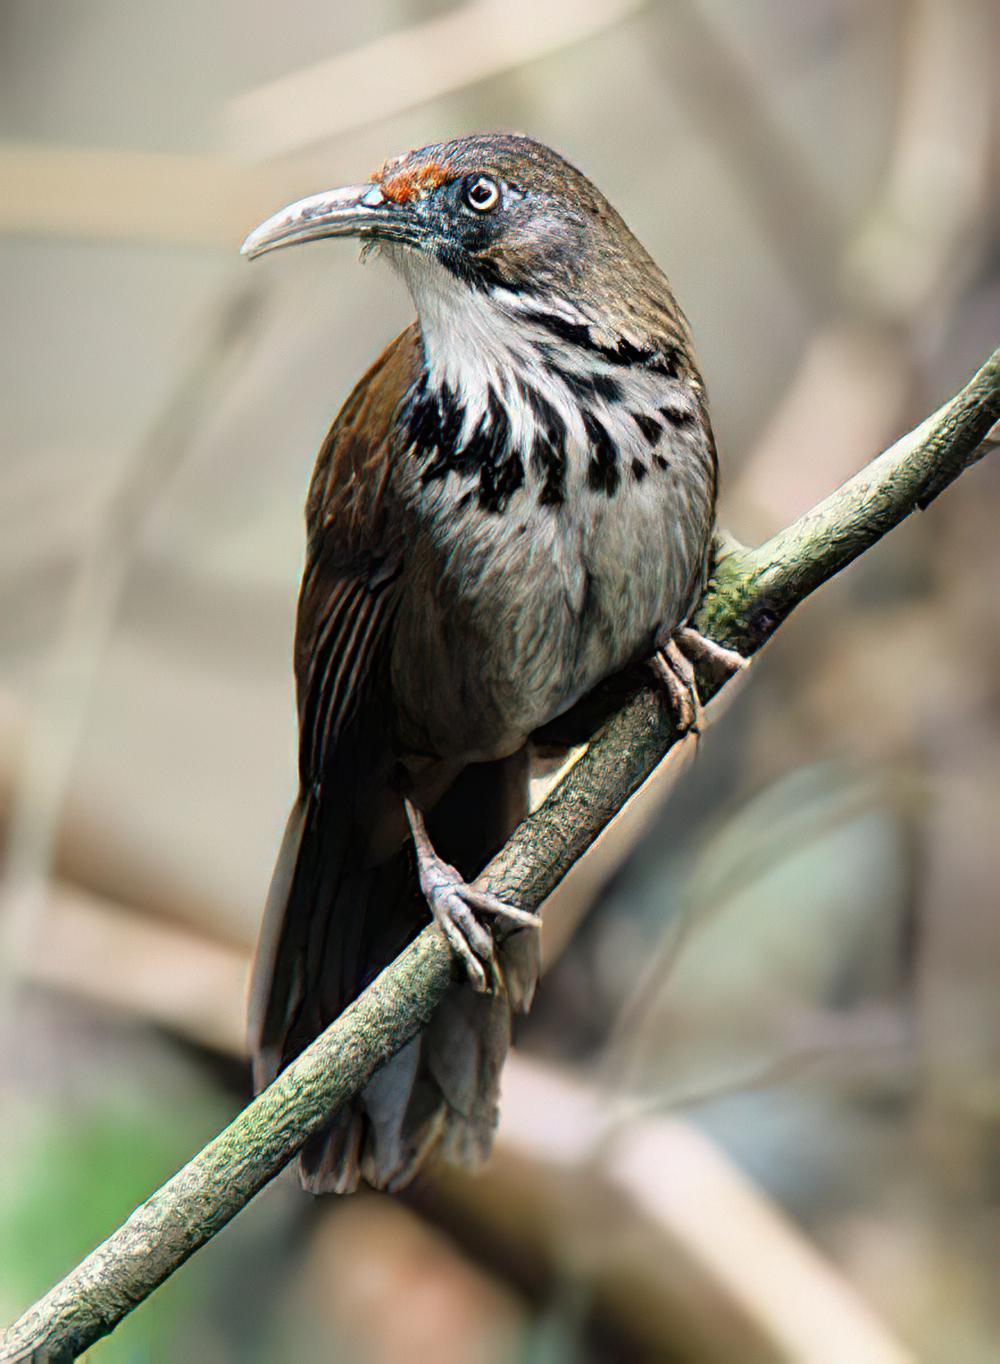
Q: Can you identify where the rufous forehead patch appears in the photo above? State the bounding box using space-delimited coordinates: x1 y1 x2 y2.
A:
372 159 451 205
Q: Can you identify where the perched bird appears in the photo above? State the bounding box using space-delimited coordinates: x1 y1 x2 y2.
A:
242 133 732 1194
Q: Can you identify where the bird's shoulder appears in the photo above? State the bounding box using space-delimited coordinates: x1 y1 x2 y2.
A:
304 322 423 560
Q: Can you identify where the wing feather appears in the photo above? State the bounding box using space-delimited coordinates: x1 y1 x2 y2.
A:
251 325 424 1075
293 323 423 791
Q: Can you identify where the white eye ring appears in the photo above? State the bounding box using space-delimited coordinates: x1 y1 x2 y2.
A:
464 176 500 213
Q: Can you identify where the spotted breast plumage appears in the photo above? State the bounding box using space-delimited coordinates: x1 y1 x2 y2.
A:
241 133 730 1194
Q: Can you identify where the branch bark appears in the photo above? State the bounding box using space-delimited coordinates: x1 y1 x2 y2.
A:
2 347 998 1363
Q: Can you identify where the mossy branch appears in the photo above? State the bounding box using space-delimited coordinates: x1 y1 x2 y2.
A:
2 347 998 1363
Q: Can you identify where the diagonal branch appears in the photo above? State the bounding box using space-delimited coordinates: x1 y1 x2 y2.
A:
2 347 998 1363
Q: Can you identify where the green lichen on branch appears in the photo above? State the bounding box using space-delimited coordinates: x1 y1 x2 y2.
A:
2 346 997 1364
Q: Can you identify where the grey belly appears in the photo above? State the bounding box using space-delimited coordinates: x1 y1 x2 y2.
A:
391 476 709 765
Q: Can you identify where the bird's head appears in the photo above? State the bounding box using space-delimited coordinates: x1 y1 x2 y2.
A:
241 133 687 354
244 134 705 508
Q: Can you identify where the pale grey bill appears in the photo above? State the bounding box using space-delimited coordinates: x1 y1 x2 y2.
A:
240 184 387 259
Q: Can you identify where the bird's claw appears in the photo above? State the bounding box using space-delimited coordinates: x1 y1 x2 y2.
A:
404 799 540 993
651 629 748 737
652 638 704 735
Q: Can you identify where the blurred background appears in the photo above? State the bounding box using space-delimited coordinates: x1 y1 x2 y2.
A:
1 1 998 1360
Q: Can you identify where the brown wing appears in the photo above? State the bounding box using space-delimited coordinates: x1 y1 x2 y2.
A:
294 323 423 789
250 324 423 1084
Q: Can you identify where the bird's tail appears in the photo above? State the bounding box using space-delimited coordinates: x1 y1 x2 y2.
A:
248 753 538 1193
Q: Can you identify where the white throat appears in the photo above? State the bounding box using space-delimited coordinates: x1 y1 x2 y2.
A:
388 248 528 412
386 245 699 476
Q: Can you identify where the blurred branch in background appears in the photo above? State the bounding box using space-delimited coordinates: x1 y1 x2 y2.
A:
734 0 995 529
434 1056 915 1364
0 143 263 250
223 0 644 162
0 0 643 250
647 0 842 309
2 346 996 1363
0 287 263 1054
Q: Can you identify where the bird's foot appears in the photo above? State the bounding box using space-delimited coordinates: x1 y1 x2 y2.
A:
674 626 749 680
652 638 704 736
651 631 747 737
404 799 540 993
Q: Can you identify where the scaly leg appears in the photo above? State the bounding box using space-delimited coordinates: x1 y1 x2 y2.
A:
404 799 540 994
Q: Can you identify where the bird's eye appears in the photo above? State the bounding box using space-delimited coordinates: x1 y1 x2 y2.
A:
463 176 500 213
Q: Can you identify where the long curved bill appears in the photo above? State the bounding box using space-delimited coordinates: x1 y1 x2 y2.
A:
241 183 394 260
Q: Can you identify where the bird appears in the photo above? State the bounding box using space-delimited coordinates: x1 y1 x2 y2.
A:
241 132 737 1194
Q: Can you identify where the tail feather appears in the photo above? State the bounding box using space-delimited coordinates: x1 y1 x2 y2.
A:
299 1038 446 1195
248 793 314 1092
299 1108 363 1196
249 751 537 1194
426 987 511 1168
359 1040 449 1191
